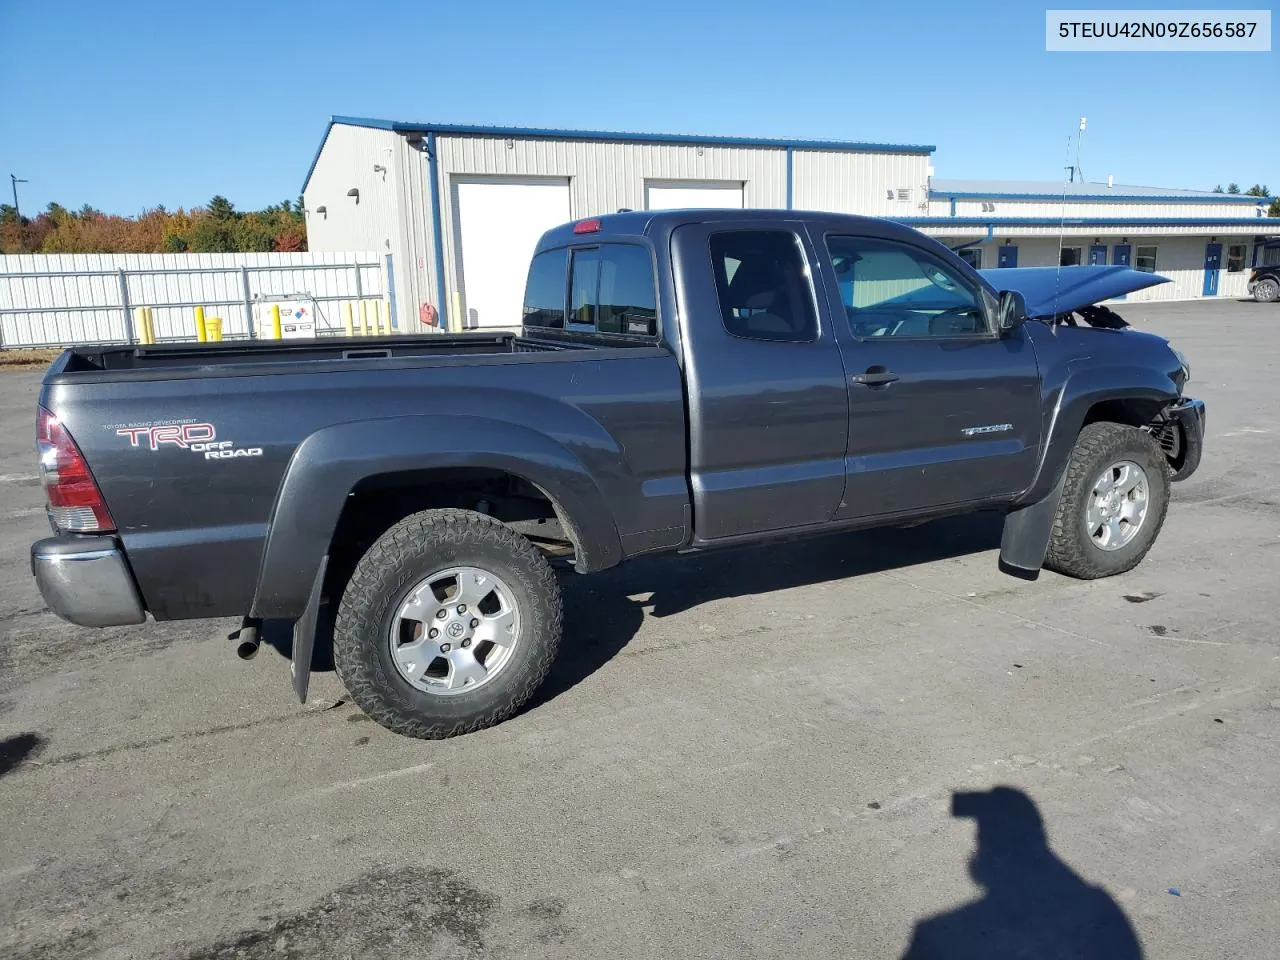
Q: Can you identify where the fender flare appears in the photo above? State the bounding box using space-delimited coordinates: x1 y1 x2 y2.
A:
1000 363 1179 578
249 415 623 619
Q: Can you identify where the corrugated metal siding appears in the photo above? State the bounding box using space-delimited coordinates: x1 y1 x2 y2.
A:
791 151 931 217
303 124 403 257
435 135 787 322
0 252 383 347
930 197 1264 220
917 223 1261 238
922 235 1257 302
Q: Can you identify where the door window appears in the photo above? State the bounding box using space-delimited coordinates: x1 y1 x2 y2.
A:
827 236 993 339
709 231 817 342
1135 245 1159 273
1060 247 1083 266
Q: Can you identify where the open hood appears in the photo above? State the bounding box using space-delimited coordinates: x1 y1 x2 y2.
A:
978 265 1171 319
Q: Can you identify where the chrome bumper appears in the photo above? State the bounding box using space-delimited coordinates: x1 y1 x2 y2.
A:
31 536 146 627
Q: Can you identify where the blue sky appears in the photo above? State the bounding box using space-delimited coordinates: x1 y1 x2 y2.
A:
1 0 1275 215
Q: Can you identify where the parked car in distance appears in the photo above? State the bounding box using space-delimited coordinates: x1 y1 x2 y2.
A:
1248 264 1280 302
31 210 1204 740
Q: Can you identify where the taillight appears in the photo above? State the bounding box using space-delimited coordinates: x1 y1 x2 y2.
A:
36 405 115 532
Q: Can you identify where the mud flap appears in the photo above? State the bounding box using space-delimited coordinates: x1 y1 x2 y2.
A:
291 555 327 704
998 471 1067 580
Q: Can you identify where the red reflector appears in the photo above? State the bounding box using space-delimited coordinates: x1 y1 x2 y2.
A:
37 406 115 532
572 219 602 234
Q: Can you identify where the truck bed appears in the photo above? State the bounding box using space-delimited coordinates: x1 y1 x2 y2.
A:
59 331 595 374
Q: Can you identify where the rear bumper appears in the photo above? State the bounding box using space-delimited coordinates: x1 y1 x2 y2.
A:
31 536 146 627
1165 397 1205 482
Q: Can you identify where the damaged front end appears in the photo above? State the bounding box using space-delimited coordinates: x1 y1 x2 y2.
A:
1147 397 1205 482
983 264 1204 482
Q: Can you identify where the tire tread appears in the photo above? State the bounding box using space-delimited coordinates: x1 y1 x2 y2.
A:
332 508 562 739
1044 422 1170 579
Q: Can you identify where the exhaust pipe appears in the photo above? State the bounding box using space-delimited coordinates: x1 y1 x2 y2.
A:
233 617 262 660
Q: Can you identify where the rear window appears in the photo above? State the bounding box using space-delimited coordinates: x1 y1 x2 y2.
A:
525 243 657 336
523 248 568 328
598 245 657 335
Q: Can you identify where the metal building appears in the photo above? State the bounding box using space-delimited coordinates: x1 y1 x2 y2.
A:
301 118 934 332
905 179 1275 302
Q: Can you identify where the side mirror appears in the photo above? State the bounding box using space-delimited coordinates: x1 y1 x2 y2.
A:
997 290 1027 334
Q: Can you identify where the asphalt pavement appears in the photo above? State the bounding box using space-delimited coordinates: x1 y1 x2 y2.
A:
1 299 1277 959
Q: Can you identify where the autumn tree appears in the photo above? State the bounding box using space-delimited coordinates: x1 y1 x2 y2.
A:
0 194 310 254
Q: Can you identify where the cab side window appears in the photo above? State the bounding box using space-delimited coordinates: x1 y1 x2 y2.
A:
827 236 992 339
710 230 817 342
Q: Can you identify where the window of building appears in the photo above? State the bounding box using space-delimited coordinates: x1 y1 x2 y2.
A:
1227 244 1248 272
957 247 983 270
826 235 992 339
1060 247 1083 267
1135 245 1159 273
709 231 817 342
522 248 568 328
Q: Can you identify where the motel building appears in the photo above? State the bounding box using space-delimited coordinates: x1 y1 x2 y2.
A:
906 179 1276 303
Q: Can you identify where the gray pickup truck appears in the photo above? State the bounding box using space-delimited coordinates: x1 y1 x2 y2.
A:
31 210 1204 739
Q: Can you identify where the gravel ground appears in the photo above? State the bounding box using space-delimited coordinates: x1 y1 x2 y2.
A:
1 298 1277 959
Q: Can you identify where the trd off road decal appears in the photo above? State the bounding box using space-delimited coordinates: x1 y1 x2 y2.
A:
113 421 262 460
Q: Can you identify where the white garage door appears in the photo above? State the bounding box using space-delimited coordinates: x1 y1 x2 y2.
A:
645 181 744 210
455 179 571 328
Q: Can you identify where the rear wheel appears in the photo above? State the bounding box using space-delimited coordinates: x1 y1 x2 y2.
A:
1045 422 1170 579
1254 278 1279 303
333 508 562 739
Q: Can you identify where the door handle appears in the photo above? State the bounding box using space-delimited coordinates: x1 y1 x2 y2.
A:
851 368 899 386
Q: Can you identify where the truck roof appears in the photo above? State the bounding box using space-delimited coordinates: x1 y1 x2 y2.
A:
534 208 926 252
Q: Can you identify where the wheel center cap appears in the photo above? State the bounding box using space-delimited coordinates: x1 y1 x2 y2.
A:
446 621 466 640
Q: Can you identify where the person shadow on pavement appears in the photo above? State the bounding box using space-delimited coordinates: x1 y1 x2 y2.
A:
901 786 1143 960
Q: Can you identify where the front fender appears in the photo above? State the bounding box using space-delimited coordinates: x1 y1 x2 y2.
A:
249 415 623 619
1020 360 1179 506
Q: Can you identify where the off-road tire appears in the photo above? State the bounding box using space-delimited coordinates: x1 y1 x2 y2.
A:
1253 278 1280 303
1044 422 1170 579
332 508 562 739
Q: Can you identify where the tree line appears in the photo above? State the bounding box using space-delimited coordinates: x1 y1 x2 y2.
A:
1212 183 1280 216
0 196 307 255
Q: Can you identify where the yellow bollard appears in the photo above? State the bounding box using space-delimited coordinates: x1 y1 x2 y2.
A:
451 291 464 333
342 302 354 337
270 304 283 340
195 306 207 342
135 307 149 345
370 300 382 337
205 317 223 341
144 307 156 344
358 301 368 336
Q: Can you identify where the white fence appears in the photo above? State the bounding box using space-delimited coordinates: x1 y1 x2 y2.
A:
0 251 391 348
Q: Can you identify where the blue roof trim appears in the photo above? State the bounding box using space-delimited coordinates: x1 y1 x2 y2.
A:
301 115 934 191
929 190 1262 204
896 216 1271 227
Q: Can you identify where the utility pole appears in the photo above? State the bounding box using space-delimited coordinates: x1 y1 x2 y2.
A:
10 174 27 218
8 174 29 253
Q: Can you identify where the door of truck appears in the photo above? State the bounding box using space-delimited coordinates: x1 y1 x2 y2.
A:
670 221 850 542
816 231 1042 519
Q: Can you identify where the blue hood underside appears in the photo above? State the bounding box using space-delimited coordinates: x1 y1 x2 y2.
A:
978 266 1171 319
